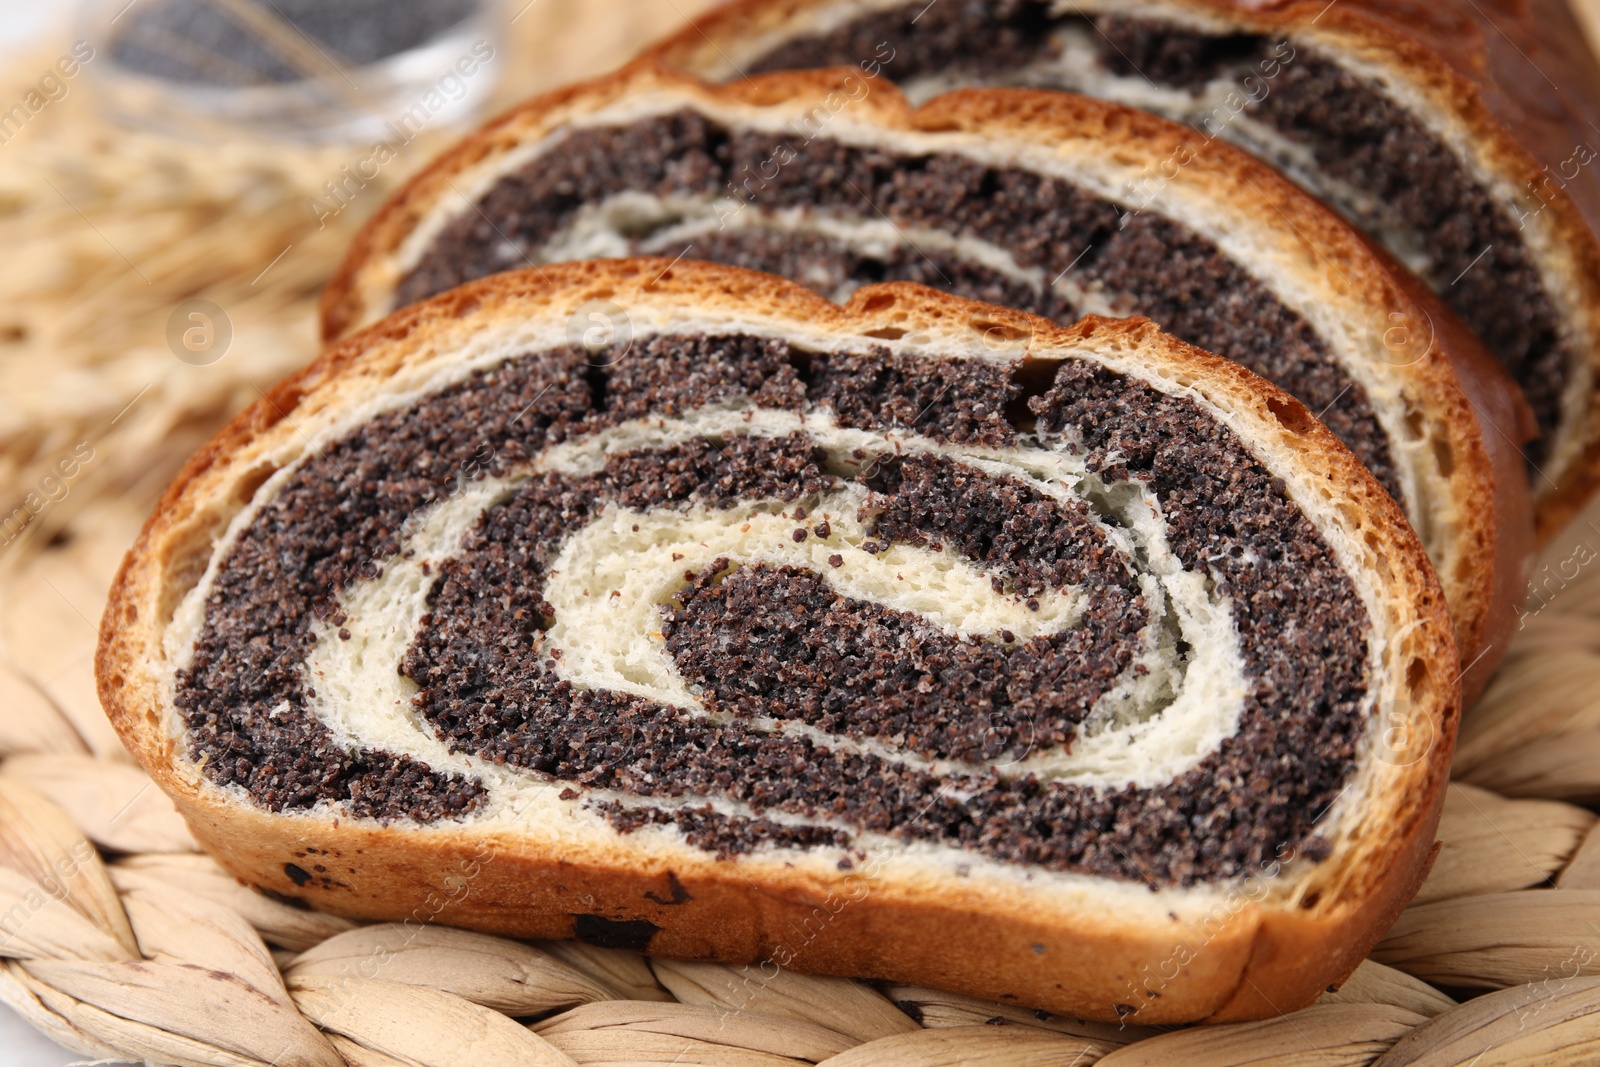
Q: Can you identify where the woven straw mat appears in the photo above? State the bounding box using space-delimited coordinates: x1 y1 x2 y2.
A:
4 1 1600 1064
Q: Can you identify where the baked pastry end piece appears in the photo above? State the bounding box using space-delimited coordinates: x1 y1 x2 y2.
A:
101 260 1458 1024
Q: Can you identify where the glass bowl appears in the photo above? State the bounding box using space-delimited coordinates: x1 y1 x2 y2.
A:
78 0 506 144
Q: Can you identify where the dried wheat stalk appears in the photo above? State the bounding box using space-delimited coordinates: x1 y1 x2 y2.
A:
0 0 719 561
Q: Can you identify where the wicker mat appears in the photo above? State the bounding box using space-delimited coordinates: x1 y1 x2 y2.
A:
4 2 1600 1064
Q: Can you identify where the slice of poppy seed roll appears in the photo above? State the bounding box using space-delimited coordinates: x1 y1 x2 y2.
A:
645 0 1600 537
319 66 1530 700
103 259 1457 1023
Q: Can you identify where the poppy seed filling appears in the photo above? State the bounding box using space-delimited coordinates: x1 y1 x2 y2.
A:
396 111 1403 504
741 1 1572 454
176 333 1371 886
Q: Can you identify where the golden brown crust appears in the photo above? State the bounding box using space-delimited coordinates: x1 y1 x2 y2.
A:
641 0 1600 542
1361 239 1535 703
103 259 1457 1025
1272 0 1600 542
315 62 1521 702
